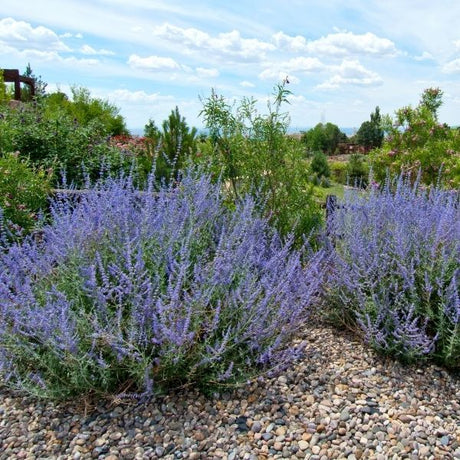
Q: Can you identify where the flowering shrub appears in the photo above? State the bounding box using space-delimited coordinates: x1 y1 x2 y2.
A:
0 152 51 238
108 135 153 156
370 88 460 188
0 170 324 399
326 176 459 367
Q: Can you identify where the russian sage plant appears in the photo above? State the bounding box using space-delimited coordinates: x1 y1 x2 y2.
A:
326 176 459 367
0 171 324 399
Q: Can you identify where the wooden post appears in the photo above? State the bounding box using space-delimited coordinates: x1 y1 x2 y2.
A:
2 69 36 100
326 194 337 239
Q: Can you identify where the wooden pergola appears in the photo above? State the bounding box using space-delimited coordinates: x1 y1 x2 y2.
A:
2 69 35 100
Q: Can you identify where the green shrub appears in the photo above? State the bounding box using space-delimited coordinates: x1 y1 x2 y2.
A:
0 152 51 236
310 151 331 180
199 82 322 243
329 160 348 184
0 90 132 187
346 154 369 187
45 87 128 136
0 69 13 105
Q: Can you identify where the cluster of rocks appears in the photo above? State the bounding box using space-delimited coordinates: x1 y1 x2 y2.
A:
1 325 459 459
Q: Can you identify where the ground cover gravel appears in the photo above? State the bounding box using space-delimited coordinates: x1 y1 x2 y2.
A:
1 324 459 459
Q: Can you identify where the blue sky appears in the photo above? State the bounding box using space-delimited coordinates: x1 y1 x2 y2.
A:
1 1 460 133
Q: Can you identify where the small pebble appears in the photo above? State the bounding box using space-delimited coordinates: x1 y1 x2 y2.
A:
0 325 457 459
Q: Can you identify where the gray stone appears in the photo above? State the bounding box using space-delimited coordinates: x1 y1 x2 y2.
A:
251 421 262 433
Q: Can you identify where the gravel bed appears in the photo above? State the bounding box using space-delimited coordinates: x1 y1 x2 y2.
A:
1 324 459 460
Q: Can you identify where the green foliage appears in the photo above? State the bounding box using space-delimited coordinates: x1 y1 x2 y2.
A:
370 88 460 188
329 160 348 184
200 81 322 242
420 87 443 119
0 101 100 185
21 63 47 101
50 86 128 136
144 110 198 182
156 106 198 181
0 153 51 236
356 106 384 149
0 69 12 105
301 122 347 155
144 118 161 143
310 151 331 180
100 135 157 185
346 154 369 187
0 84 132 186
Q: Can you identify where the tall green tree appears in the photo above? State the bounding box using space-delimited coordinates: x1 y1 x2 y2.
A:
144 118 161 144
21 63 48 101
301 122 346 155
356 106 384 150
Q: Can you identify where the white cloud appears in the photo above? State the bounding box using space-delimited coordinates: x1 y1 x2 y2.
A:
109 89 175 104
60 32 83 39
259 57 324 81
414 51 434 61
195 67 219 78
0 17 70 51
284 56 325 72
317 59 383 89
272 30 398 58
442 58 460 74
259 69 300 84
128 54 181 71
127 55 220 81
240 80 255 87
152 22 275 62
153 23 208 47
61 56 99 67
307 31 398 57
0 42 99 66
80 44 114 56
272 31 308 53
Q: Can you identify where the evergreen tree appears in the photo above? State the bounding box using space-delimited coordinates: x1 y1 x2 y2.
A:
356 106 384 150
310 151 331 179
144 118 161 143
156 107 198 180
21 63 47 100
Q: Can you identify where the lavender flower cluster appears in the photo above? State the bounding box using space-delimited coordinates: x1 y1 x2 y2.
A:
0 171 324 398
327 177 459 367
